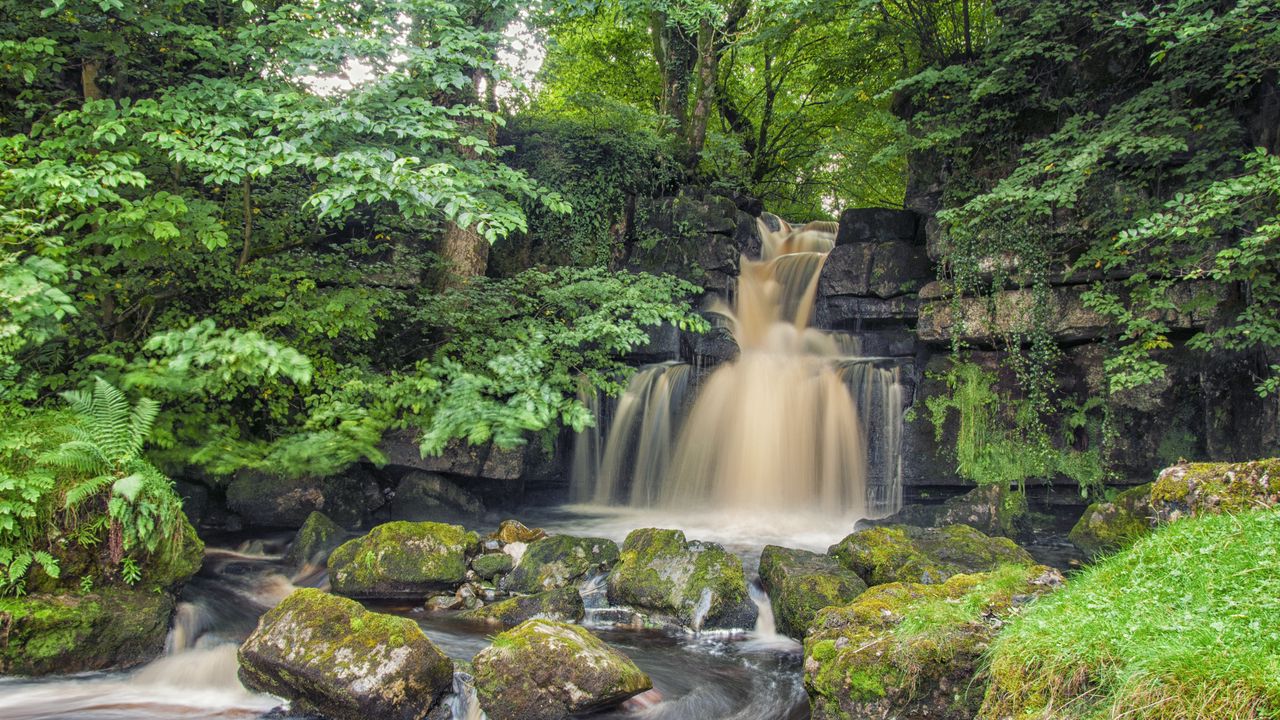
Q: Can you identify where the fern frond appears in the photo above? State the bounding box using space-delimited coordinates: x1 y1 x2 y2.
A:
63 474 113 510
40 440 109 475
126 397 159 458
91 376 133 462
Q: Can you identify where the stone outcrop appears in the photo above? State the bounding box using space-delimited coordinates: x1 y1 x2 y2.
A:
865 484 1029 539
1150 459 1280 521
758 545 867 640
226 469 374 528
328 521 478 599
388 471 485 522
1068 484 1154 557
284 511 346 569
829 524 1035 587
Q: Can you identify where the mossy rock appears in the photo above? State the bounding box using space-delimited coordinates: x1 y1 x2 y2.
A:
0 587 175 675
606 528 758 631
26 513 204 596
284 511 347 569
459 586 584 627
471 552 514 580
501 534 619 594
803 564 1064 720
759 545 867 640
828 524 1034 587
328 521 479 599
238 588 453 720
866 484 1030 539
1150 459 1280 521
472 618 652 720
1068 483 1153 557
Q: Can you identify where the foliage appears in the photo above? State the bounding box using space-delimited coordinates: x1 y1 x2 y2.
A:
982 509 1280 719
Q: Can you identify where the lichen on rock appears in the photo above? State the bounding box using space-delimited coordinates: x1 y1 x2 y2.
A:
1068 483 1153 557
328 521 479 599
1151 459 1280 521
459 586 584 627
501 534 619 594
284 510 346 569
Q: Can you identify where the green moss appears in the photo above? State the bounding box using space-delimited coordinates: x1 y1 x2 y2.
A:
460 586 584 627
829 524 1034 586
500 534 619 593
471 552 515 580
759 545 866 639
1069 483 1153 557
328 521 478 598
284 511 345 568
1150 459 1280 518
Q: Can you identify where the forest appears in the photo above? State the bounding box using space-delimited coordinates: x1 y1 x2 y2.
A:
1 0 1278 719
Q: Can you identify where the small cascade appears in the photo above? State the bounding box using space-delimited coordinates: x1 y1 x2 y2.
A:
838 360 905 516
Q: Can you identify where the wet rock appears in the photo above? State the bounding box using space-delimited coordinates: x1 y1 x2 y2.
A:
501 534 620 594
1068 484 1154 557
284 511 346 570
865 484 1029 539
828 524 1035 587
759 545 867 640
0 587 175 675
174 480 209 525
226 469 372 528
328 521 479 599
835 208 920 246
380 430 525 481
1150 459 1280 522
803 564 1063 720
238 588 453 720
472 619 652 720
817 240 931 300
471 552 515 580
606 528 758 631
389 472 485 523
489 519 546 545
460 587 585 627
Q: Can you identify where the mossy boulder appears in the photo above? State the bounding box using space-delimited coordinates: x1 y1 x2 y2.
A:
1068 483 1153 557
459 587 585 627
803 564 1064 720
829 524 1034 587
328 521 479 599
606 528 758 631
759 545 867 640
1150 459 1280 521
0 587 175 675
284 511 346 569
472 618 652 720
238 588 453 720
471 552 514 580
866 484 1029 539
501 534 620 594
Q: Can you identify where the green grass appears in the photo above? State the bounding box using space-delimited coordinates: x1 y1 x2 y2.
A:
981 510 1280 719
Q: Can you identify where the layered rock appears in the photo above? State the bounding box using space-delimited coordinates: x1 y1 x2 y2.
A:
388 471 485 522
501 534 620 594
472 619 652 720
829 524 1034 586
238 588 453 720
758 545 867 640
328 521 478 598
226 469 373 528
459 586 585 627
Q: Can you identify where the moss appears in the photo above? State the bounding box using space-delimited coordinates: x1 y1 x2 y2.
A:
759 545 867 639
1068 483 1153 557
501 534 619 593
460 586 584 627
1150 459 1280 520
829 524 1034 586
471 552 514 580
328 521 479 598
284 511 345 568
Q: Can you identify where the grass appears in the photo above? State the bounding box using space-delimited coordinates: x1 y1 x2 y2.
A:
980 509 1280 719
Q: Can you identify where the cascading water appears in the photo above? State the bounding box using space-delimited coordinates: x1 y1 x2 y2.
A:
572 217 905 520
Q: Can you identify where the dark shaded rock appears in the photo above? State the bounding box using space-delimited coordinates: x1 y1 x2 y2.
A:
606 528 757 631
471 552 515 580
389 472 485 523
758 546 867 640
813 294 920 330
284 511 347 570
865 484 1029 539
835 208 920 246
684 321 739 368
818 241 931 300
829 524 1035 586
627 322 683 363
472 619 652 720
459 587 585 627
238 588 453 720
380 430 524 481
328 521 479 599
502 535 620 594
174 480 209 525
226 469 371 528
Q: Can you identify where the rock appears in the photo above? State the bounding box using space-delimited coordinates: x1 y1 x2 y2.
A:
758 545 867 640
459 587 585 627
1150 459 1280 522
835 208 920 246
328 521 479 599
226 469 371 528
803 564 1063 720
238 588 453 720
284 511 346 569
0 587 175 675
866 484 1029 539
606 528 758 631
380 430 524 481
471 552 515 580
829 524 1035 586
472 619 652 720
174 480 209 525
817 240 931 300
501 535 620 594
389 472 485 522
1068 484 1153 557
490 519 546 545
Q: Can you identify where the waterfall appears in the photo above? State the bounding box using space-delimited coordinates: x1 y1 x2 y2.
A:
571 218 906 519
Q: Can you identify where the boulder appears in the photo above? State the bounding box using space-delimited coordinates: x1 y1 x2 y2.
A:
758 545 867 640
380 430 524 481
226 469 372 528
0 587 175 675
1068 484 1154 557
828 524 1034 587
284 511 346 570
328 521 478 599
606 528 758 631
817 240 931 300
489 519 547 545
389 472 485 522
803 564 1064 720
865 484 1029 539
459 587 585 627
501 534 620 594
472 619 652 720
471 552 515 580
1150 459 1280 522
238 588 453 720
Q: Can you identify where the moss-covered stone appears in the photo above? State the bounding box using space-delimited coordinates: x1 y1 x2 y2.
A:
802 564 1064 720
0 587 175 675
606 528 758 631
1150 459 1280 521
328 521 479 599
238 588 453 720
472 618 652 720
471 552 514 580
1068 483 1153 557
828 524 1034 586
867 484 1030 539
489 519 547 544
459 586 584 627
501 534 619 594
758 545 867 640
284 511 346 569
